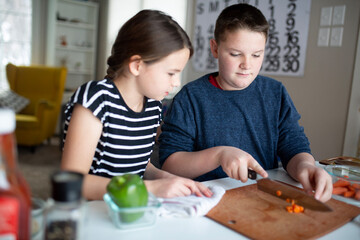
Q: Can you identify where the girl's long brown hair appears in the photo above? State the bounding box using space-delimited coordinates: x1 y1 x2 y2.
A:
106 10 193 80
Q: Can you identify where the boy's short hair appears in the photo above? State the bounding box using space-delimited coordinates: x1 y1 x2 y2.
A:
214 3 269 43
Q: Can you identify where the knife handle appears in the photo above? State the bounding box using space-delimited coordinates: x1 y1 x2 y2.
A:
248 169 257 180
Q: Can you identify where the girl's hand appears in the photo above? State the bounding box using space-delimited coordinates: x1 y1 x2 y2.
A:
144 176 213 198
217 146 268 182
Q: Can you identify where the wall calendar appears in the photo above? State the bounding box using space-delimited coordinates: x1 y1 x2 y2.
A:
193 0 312 76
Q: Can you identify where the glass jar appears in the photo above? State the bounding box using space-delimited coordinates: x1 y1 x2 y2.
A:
44 170 84 240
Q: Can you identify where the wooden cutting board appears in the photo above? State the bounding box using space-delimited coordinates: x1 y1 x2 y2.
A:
206 183 360 240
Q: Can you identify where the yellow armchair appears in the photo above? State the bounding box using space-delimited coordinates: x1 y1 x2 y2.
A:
6 63 67 148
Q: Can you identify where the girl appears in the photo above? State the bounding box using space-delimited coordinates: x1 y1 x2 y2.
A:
61 10 212 200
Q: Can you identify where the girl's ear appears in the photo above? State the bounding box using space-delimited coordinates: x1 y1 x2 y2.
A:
128 55 142 76
210 39 219 59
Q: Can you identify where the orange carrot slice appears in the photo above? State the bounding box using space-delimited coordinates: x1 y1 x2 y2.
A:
355 190 360 200
348 185 356 192
343 191 355 198
333 179 350 188
332 187 348 195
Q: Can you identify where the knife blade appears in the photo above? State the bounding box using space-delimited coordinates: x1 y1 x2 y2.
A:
248 169 332 212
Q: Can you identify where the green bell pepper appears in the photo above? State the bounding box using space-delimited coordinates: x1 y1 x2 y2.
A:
106 174 148 223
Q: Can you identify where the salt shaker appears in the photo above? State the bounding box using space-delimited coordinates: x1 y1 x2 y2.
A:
44 170 84 240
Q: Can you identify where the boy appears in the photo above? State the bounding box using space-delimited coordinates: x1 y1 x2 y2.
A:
159 3 332 202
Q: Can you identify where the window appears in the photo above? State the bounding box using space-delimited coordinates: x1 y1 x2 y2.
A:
0 0 32 89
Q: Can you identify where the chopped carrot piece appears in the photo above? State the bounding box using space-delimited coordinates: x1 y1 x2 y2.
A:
344 175 349 178
332 187 348 195
355 190 360 200
285 198 305 213
286 206 293 213
333 179 350 188
343 191 355 198
352 183 360 189
276 190 282 196
286 204 304 213
293 205 300 213
348 185 356 192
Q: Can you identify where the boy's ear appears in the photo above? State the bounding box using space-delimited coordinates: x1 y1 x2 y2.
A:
210 39 219 58
128 55 142 76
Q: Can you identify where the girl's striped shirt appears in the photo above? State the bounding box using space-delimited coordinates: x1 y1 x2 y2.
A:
63 79 162 178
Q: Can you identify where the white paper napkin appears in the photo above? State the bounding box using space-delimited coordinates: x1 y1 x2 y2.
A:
157 185 225 218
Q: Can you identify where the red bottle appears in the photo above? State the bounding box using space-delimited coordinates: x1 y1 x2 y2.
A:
0 109 31 240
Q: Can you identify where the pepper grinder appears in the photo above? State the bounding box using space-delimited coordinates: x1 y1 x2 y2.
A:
44 170 84 240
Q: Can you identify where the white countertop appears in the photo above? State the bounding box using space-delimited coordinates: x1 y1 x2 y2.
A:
83 167 360 240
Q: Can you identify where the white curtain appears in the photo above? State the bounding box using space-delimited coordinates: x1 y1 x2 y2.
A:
0 0 32 89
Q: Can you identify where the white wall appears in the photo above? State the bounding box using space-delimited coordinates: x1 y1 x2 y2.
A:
343 25 360 157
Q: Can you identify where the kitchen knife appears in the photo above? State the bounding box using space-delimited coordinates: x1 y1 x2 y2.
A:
248 169 332 212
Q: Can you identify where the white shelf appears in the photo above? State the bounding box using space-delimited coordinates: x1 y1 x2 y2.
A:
56 45 95 53
60 0 97 8
46 0 99 90
57 21 96 30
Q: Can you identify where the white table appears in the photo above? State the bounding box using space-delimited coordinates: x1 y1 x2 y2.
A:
84 168 360 240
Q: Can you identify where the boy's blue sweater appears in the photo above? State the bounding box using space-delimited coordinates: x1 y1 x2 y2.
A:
159 73 311 181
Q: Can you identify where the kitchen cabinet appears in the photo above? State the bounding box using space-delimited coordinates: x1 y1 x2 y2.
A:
46 0 99 92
